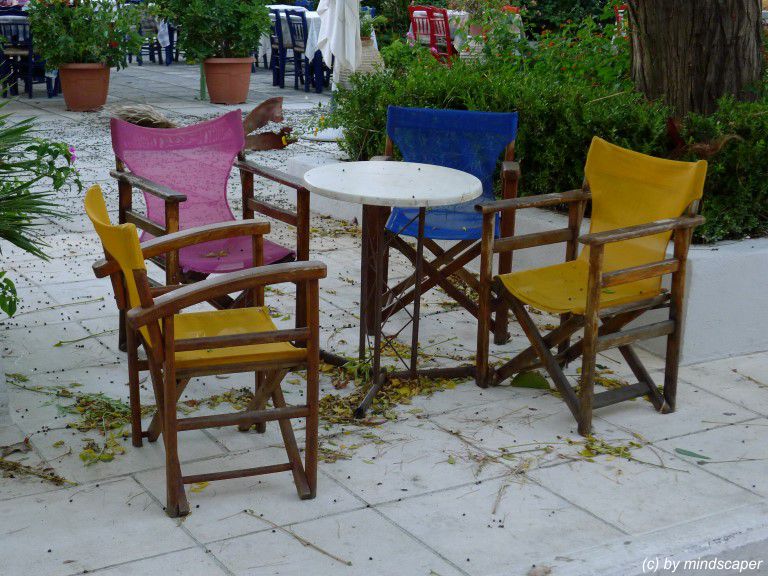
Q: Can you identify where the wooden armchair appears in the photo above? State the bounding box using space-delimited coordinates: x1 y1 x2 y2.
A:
374 106 520 344
86 185 325 517
476 137 707 436
109 99 307 348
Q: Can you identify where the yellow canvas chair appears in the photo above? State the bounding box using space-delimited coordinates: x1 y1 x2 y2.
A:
85 185 326 517
475 137 707 436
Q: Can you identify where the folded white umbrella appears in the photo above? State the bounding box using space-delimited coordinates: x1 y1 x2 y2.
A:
317 0 362 85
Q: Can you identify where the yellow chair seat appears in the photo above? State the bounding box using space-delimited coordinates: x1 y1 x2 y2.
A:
167 307 306 370
498 260 662 315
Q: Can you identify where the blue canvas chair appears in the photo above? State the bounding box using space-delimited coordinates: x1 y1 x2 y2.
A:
378 106 520 342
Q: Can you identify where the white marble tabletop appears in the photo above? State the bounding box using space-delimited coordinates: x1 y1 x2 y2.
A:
303 161 483 208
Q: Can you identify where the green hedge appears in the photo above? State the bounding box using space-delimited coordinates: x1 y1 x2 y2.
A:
329 42 767 243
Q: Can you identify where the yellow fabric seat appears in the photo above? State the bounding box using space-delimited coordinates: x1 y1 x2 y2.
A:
170 307 307 370
499 260 662 315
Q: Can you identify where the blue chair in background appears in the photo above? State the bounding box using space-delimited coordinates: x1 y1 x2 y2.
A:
294 0 314 9
361 5 376 17
285 9 310 91
380 106 520 343
285 9 324 93
0 15 58 98
269 9 290 88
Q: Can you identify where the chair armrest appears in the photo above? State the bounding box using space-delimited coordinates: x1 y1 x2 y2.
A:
126 261 327 328
141 220 271 259
477 189 588 214
578 216 705 247
235 159 307 191
92 220 271 278
110 170 187 202
370 155 393 161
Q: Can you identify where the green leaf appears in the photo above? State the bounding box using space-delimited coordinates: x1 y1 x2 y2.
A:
674 448 711 460
510 371 550 390
447 455 456 465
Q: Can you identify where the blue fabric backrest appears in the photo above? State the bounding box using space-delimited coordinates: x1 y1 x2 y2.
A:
385 106 518 240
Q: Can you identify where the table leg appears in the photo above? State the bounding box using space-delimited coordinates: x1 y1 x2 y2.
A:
409 208 426 375
358 206 371 361
355 204 389 418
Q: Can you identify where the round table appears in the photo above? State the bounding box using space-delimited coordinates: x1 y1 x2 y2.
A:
304 161 482 416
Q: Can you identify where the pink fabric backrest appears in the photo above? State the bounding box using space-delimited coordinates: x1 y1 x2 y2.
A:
110 110 245 235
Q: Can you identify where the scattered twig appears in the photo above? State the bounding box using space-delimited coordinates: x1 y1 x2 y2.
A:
0 457 75 486
242 510 352 566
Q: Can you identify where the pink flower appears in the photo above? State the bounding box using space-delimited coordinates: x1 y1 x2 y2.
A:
68 145 76 164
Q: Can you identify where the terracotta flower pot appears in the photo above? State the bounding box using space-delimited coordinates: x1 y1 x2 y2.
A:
203 57 254 104
58 63 110 112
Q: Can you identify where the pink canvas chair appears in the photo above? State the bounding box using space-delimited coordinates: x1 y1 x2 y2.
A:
110 102 308 350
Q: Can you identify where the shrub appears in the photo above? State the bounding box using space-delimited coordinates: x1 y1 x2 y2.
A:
518 0 609 32
0 101 79 316
27 0 144 69
161 0 270 61
330 18 767 243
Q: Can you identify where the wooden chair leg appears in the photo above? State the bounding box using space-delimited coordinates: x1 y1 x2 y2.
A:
305 278 320 499
578 247 604 437
664 231 689 412
557 313 571 364
255 371 267 433
238 370 279 433
272 386 312 499
147 378 190 442
126 328 142 447
118 308 127 352
509 296 581 421
476 214 494 388
578 316 598 437
162 320 189 518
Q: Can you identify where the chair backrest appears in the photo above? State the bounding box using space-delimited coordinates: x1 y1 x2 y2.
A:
110 110 245 234
0 6 25 16
429 7 454 55
285 9 308 52
269 9 286 50
408 6 434 47
583 137 707 273
84 185 147 312
0 16 31 49
385 105 518 239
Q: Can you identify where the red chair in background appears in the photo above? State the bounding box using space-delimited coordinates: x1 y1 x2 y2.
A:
614 3 629 35
408 5 457 64
408 6 434 48
429 7 457 63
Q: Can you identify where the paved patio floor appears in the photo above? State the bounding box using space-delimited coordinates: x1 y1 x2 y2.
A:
1 63 768 576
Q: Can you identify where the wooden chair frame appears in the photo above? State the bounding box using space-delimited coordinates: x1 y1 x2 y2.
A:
475 186 704 436
93 221 325 517
374 139 520 344
110 100 310 348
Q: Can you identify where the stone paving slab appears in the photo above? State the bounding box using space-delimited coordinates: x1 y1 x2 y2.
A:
1 63 768 576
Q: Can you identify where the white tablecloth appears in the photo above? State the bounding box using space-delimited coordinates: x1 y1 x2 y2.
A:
259 6 322 59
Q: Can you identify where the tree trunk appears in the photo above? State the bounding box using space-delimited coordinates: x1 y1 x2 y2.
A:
629 0 763 116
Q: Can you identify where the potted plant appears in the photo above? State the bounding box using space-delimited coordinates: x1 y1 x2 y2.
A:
164 0 269 104
27 0 143 112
